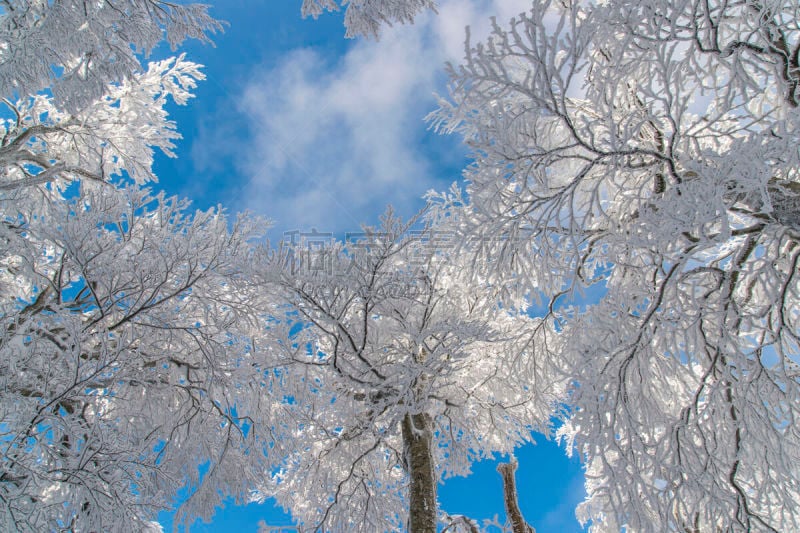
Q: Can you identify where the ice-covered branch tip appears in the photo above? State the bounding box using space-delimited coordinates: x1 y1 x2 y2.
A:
301 0 437 38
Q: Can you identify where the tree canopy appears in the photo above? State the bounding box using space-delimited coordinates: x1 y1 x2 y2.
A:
431 0 800 530
2 0 799 531
0 4 271 530
247 211 558 532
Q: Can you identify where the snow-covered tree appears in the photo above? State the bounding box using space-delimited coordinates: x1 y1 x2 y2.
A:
250 211 561 532
0 22 273 531
0 183 268 531
0 0 222 113
430 0 800 531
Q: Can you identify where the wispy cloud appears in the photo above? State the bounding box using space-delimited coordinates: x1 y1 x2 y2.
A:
198 0 532 235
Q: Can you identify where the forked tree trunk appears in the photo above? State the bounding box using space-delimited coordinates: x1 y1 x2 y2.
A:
498 458 535 533
402 412 437 533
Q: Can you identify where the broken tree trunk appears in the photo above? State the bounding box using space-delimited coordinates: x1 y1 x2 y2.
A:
497 458 535 533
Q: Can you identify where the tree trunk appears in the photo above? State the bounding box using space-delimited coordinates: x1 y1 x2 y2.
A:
498 458 535 533
402 412 437 533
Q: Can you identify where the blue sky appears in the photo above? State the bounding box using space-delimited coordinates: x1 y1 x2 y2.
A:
151 1 587 531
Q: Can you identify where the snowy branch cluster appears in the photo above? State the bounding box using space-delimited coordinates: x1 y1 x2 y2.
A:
0 3 269 531
431 1 800 530
1 0 799 532
244 211 559 531
300 0 437 38
0 0 221 113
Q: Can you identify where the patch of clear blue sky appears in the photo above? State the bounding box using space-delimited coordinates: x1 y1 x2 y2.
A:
150 1 587 531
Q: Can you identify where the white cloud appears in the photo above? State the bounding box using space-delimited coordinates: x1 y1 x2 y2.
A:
223 0 532 234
